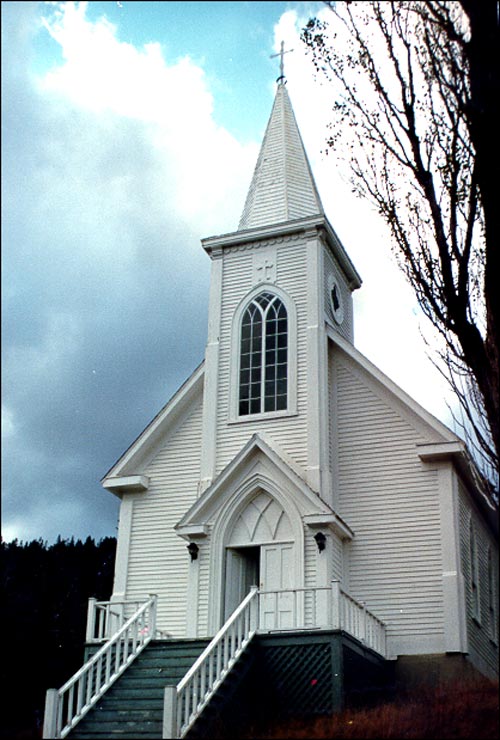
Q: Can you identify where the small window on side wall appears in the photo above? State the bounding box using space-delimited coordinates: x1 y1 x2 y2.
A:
469 520 480 623
487 546 497 641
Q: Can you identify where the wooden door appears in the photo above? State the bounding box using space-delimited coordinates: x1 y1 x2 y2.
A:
260 543 294 629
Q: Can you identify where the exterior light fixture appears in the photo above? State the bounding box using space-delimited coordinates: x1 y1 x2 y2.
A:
314 531 326 553
187 542 199 561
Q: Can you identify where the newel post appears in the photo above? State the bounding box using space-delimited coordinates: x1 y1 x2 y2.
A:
42 688 59 739
250 585 259 632
86 597 97 642
330 580 341 630
163 685 178 739
149 594 158 638
361 602 367 643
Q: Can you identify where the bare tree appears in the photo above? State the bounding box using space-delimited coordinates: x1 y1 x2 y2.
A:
302 1 499 498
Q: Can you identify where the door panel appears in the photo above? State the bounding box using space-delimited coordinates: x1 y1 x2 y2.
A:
260 543 294 629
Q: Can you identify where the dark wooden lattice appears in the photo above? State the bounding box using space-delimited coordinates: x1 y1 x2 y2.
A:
257 641 337 717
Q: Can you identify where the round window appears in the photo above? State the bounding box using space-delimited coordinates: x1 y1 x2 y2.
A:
330 278 344 325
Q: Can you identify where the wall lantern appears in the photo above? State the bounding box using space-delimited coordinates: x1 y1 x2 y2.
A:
187 542 199 561
314 531 326 553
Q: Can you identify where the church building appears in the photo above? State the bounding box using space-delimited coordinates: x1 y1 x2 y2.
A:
44 61 498 740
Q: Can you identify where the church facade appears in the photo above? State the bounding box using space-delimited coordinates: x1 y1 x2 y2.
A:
44 74 498 739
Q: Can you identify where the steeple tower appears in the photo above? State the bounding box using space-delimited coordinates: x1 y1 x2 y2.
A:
199 57 361 500
238 80 324 231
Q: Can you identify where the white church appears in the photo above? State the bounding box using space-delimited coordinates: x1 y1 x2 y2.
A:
44 64 498 740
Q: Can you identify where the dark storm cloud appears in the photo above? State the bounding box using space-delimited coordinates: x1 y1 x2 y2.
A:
1 2 242 542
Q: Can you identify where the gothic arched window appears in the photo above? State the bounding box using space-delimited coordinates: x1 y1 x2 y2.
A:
239 292 288 416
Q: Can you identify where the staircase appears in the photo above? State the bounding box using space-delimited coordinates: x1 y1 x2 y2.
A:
184 643 256 739
69 640 209 739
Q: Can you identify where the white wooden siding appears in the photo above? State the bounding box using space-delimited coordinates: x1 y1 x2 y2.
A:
125 396 204 637
196 528 212 636
323 248 354 343
331 534 343 582
214 239 309 473
333 349 446 656
458 479 498 677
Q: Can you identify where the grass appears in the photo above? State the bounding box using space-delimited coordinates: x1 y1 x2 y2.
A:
241 678 499 739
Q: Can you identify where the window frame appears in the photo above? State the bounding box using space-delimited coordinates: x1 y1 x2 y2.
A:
487 546 498 643
328 274 345 326
229 284 297 423
469 518 481 624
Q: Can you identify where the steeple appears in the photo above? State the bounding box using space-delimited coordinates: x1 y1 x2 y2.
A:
238 79 325 231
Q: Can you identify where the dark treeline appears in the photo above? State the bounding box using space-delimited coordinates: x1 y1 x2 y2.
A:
1 536 116 739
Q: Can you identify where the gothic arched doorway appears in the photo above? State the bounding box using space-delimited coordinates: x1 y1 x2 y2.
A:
224 490 296 628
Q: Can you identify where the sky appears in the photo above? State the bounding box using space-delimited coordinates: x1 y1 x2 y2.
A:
2 0 456 545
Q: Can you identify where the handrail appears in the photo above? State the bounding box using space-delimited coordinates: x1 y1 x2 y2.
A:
164 586 259 738
43 595 157 739
86 597 147 642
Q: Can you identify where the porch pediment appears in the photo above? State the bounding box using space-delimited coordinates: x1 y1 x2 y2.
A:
175 433 353 541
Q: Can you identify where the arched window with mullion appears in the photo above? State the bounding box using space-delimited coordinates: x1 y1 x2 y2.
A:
239 292 288 416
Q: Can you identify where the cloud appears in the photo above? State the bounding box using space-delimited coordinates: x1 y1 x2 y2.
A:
2 1 256 543
2 1 457 545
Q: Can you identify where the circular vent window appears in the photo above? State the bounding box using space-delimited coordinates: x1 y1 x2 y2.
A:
330 278 344 325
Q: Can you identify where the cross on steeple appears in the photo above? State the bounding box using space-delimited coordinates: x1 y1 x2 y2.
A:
270 40 294 84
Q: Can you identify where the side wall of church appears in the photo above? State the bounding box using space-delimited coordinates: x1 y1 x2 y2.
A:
123 393 204 637
457 479 499 678
332 345 448 657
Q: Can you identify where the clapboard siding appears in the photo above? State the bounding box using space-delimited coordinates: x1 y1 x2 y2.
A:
334 350 446 653
458 480 498 676
125 395 204 637
323 248 353 342
331 535 343 582
196 530 212 636
214 240 310 473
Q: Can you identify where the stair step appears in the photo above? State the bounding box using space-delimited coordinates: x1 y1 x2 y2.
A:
84 709 161 721
70 640 210 739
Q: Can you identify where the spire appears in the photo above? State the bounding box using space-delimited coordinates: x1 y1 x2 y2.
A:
238 73 325 231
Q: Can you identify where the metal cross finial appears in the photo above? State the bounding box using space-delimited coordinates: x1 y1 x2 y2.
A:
270 40 294 84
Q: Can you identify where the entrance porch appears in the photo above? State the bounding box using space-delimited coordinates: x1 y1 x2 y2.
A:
43 582 387 738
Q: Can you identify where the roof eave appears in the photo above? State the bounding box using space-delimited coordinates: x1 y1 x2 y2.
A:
202 214 362 290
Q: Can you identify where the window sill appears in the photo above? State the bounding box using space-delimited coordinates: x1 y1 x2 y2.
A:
228 409 298 425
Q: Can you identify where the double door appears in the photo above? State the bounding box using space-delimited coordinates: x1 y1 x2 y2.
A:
225 542 295 629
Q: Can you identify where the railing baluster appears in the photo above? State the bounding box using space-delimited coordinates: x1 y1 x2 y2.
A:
57 694 63 737
76 677 84 716
66 686 73 726
184 681 193 725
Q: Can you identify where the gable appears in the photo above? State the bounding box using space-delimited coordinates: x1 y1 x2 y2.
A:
176 433 353 541
328 327 457 444
102 362 204 494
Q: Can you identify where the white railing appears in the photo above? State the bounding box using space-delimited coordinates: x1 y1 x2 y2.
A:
85 597 147 642
43 595 157 739
258 581 387 657
163 586 259 739
162 583 385 738
338 586 387 657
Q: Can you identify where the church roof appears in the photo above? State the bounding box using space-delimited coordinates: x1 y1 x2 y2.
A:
238 80 325 230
